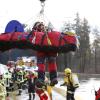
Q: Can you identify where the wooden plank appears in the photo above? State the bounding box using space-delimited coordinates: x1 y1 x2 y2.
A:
53 87 82 100
53 87 66 97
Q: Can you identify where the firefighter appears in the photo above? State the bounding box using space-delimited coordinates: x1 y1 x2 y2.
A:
0 73 6 100
30 22 58 87
16 67 24 95
60 68 79 100
4 71 12 97
24 58 38 100
37 52 58 86
15 57 24 95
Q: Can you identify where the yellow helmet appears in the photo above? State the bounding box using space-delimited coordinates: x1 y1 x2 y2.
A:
64 68 71 75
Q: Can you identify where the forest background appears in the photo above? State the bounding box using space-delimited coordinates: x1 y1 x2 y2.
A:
0 13 100 74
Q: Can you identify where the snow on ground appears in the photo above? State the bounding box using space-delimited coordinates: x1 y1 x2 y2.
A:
74 78 100 100
9 78 100 100
52 91 66 100
55 79 97 100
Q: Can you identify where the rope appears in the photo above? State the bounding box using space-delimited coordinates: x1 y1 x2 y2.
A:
53 87 66 97
24 0 54 32
40 2 45 14
53 87 82 100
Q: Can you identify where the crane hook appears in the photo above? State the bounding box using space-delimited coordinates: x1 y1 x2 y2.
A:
39 0 46 3
39 0 45 14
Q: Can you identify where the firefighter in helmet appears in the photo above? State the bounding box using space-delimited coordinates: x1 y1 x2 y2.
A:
15 57 24 95
24 58 38 100
60 68 79 100
31 22 58 87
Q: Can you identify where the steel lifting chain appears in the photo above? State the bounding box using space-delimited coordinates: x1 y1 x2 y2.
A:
39 0 46 3
40 0 45 14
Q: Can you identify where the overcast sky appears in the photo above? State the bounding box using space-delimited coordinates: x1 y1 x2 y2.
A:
0 0 100 33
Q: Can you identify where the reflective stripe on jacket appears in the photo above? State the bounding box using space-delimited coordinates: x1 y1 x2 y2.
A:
64 73 79 88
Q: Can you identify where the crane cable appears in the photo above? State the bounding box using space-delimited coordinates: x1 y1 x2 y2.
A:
27 0 46 29
38 0 52 45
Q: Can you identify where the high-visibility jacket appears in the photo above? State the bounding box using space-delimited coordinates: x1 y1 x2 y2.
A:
63 73 79 94
64 73 79 87
16 70 24 83
4 72 12 87
0 80 6 100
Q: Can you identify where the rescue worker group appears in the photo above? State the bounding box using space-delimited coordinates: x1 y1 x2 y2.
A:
0 56 79 100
